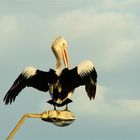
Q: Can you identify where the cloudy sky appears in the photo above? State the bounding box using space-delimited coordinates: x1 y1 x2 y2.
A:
0 0 140 139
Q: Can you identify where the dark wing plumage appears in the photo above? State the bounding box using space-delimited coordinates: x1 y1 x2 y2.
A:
3 67 57 105
85 66 97 100
59 60 97 100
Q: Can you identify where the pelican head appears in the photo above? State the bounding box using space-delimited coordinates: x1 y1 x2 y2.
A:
51 36 70 73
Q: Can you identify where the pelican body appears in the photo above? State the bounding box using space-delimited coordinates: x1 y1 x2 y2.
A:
48 60 97 107
3 36 97 110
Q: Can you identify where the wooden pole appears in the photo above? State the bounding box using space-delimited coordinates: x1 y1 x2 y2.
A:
6 113 42 140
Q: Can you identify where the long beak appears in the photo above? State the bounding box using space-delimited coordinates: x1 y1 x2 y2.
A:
62 47 70 69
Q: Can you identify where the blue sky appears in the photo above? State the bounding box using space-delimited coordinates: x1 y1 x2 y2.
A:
0 0 140 139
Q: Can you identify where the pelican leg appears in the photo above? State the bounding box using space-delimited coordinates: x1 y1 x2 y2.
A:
65 104 68 111
54 105 56 110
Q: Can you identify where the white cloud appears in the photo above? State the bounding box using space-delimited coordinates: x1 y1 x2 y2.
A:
1 3 139 72
53 9 129 39
52 1 139 39
51 5 140 72
68 85 140 121
95 0 140 11
1 17 18 40
69 85 107 114
0 16 17 36
103 39 136 70
116 99 140 114
93 98 140 119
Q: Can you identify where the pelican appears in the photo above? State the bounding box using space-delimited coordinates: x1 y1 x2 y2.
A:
3 36 70 109
3 36 97 110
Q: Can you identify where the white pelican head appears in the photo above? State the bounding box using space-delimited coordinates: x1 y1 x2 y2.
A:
51 36 70 74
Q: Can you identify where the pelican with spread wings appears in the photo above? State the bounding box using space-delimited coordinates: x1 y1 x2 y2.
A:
3 36 97 110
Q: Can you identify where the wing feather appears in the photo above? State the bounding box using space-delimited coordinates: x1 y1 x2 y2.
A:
59 60 97 100
85 68 97 100
3 67 57 105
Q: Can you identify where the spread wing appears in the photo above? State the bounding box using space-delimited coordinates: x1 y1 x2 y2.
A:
3 67 57 105
59 61 97 100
